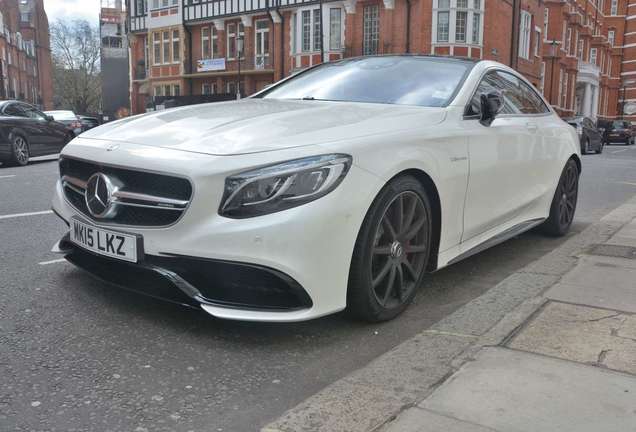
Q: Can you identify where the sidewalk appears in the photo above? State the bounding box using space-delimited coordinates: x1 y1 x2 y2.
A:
263 197 636 432
383 215 636 432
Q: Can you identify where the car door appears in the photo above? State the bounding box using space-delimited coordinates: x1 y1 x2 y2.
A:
28 107 68 152
583 118 598 148
461 69 552 242
2 103 45 155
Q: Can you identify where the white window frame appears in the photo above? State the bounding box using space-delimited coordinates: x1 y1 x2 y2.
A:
151 0 177 10
518 10 531 60
363 4 380 55
291 5 344 55
153 32 162 65
329 8 343 50
226 22 244 60
608 30 615 46
202 26 210 59
543 8 549 39
432 0 484 45
590 47 597 65
172 29 180 64
610 0 618 15
255 19 270 69
534 27 541 57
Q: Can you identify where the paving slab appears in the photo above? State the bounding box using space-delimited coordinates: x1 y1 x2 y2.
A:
509 301 636 374
382 407 497 432
420 347 636 432
262 334 472 432
607 219 636 246
545 256 636 313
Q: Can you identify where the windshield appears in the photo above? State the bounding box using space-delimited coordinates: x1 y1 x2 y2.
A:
611 121 628 129
258 56 473 107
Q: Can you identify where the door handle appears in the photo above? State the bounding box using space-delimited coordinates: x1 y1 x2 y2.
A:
526 122 538 132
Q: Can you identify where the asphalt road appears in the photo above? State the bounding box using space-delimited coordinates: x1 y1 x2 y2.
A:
1 145 635 432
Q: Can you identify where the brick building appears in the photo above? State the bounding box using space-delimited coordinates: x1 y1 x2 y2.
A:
125 0 634 121
0 0 53 109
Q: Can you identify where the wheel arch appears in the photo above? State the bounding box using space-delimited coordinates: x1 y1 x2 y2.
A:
387 168 442 272
8 127 29 144
570 153 582 174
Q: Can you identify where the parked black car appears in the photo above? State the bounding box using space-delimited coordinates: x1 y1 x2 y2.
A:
79 115 100 132
44 110 83 137
603 120 634 145
564 116 604 154
0 101 72 167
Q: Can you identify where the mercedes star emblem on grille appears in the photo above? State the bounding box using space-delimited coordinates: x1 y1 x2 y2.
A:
85 173 116 218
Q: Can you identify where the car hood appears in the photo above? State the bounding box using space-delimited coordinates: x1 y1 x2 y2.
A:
79 99 446 156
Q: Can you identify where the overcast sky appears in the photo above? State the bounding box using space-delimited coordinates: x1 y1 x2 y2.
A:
44 0 101 25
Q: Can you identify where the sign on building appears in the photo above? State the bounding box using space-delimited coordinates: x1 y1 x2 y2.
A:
197 58 226 72
624 102 636 115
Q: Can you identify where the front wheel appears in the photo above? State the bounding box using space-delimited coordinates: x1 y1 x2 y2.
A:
581 138 589 155
595 141 604 154
540 160 579 237
348 176 432 322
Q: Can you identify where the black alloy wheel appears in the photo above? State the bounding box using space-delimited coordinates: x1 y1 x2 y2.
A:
348 176 432 322
7 135 29 166
540 159 579 237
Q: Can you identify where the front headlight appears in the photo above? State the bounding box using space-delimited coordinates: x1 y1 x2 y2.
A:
219 154 352 218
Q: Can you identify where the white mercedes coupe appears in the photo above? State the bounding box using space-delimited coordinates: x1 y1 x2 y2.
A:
52 56 581 322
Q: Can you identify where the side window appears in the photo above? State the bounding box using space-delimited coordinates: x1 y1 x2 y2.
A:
492 71 549 114
467 72 502 116
4 103 28 117
468 70 550 116
24 107 46 120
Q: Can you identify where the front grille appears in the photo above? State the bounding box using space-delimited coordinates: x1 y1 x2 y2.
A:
59 157 193 227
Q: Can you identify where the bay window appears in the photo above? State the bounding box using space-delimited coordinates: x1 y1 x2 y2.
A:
433 0 483 44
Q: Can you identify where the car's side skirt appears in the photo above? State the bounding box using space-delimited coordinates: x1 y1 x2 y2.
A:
447 217 546 266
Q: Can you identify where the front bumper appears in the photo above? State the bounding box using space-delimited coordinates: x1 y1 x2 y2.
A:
51 139 383 321
606 134 631 143
54 233 314 318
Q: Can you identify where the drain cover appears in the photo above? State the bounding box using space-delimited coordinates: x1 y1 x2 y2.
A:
588 244 636 259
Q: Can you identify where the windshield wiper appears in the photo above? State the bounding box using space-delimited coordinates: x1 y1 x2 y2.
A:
301 96 315 100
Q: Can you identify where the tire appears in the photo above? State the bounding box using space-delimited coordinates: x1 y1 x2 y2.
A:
540 159 579 237
5 134 29 167
595 141 604 154
347 175 432 322
581 138 589 155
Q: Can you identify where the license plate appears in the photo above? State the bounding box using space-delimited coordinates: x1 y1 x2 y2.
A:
70 218 140 263
610 133 619 137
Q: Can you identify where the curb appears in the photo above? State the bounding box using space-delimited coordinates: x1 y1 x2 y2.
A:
262 195 636 432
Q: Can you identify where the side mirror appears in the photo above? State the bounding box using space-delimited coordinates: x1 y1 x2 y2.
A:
45 115 54 122
479 91 504 127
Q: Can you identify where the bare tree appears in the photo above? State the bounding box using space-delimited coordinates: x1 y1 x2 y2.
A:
51 20 102 114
